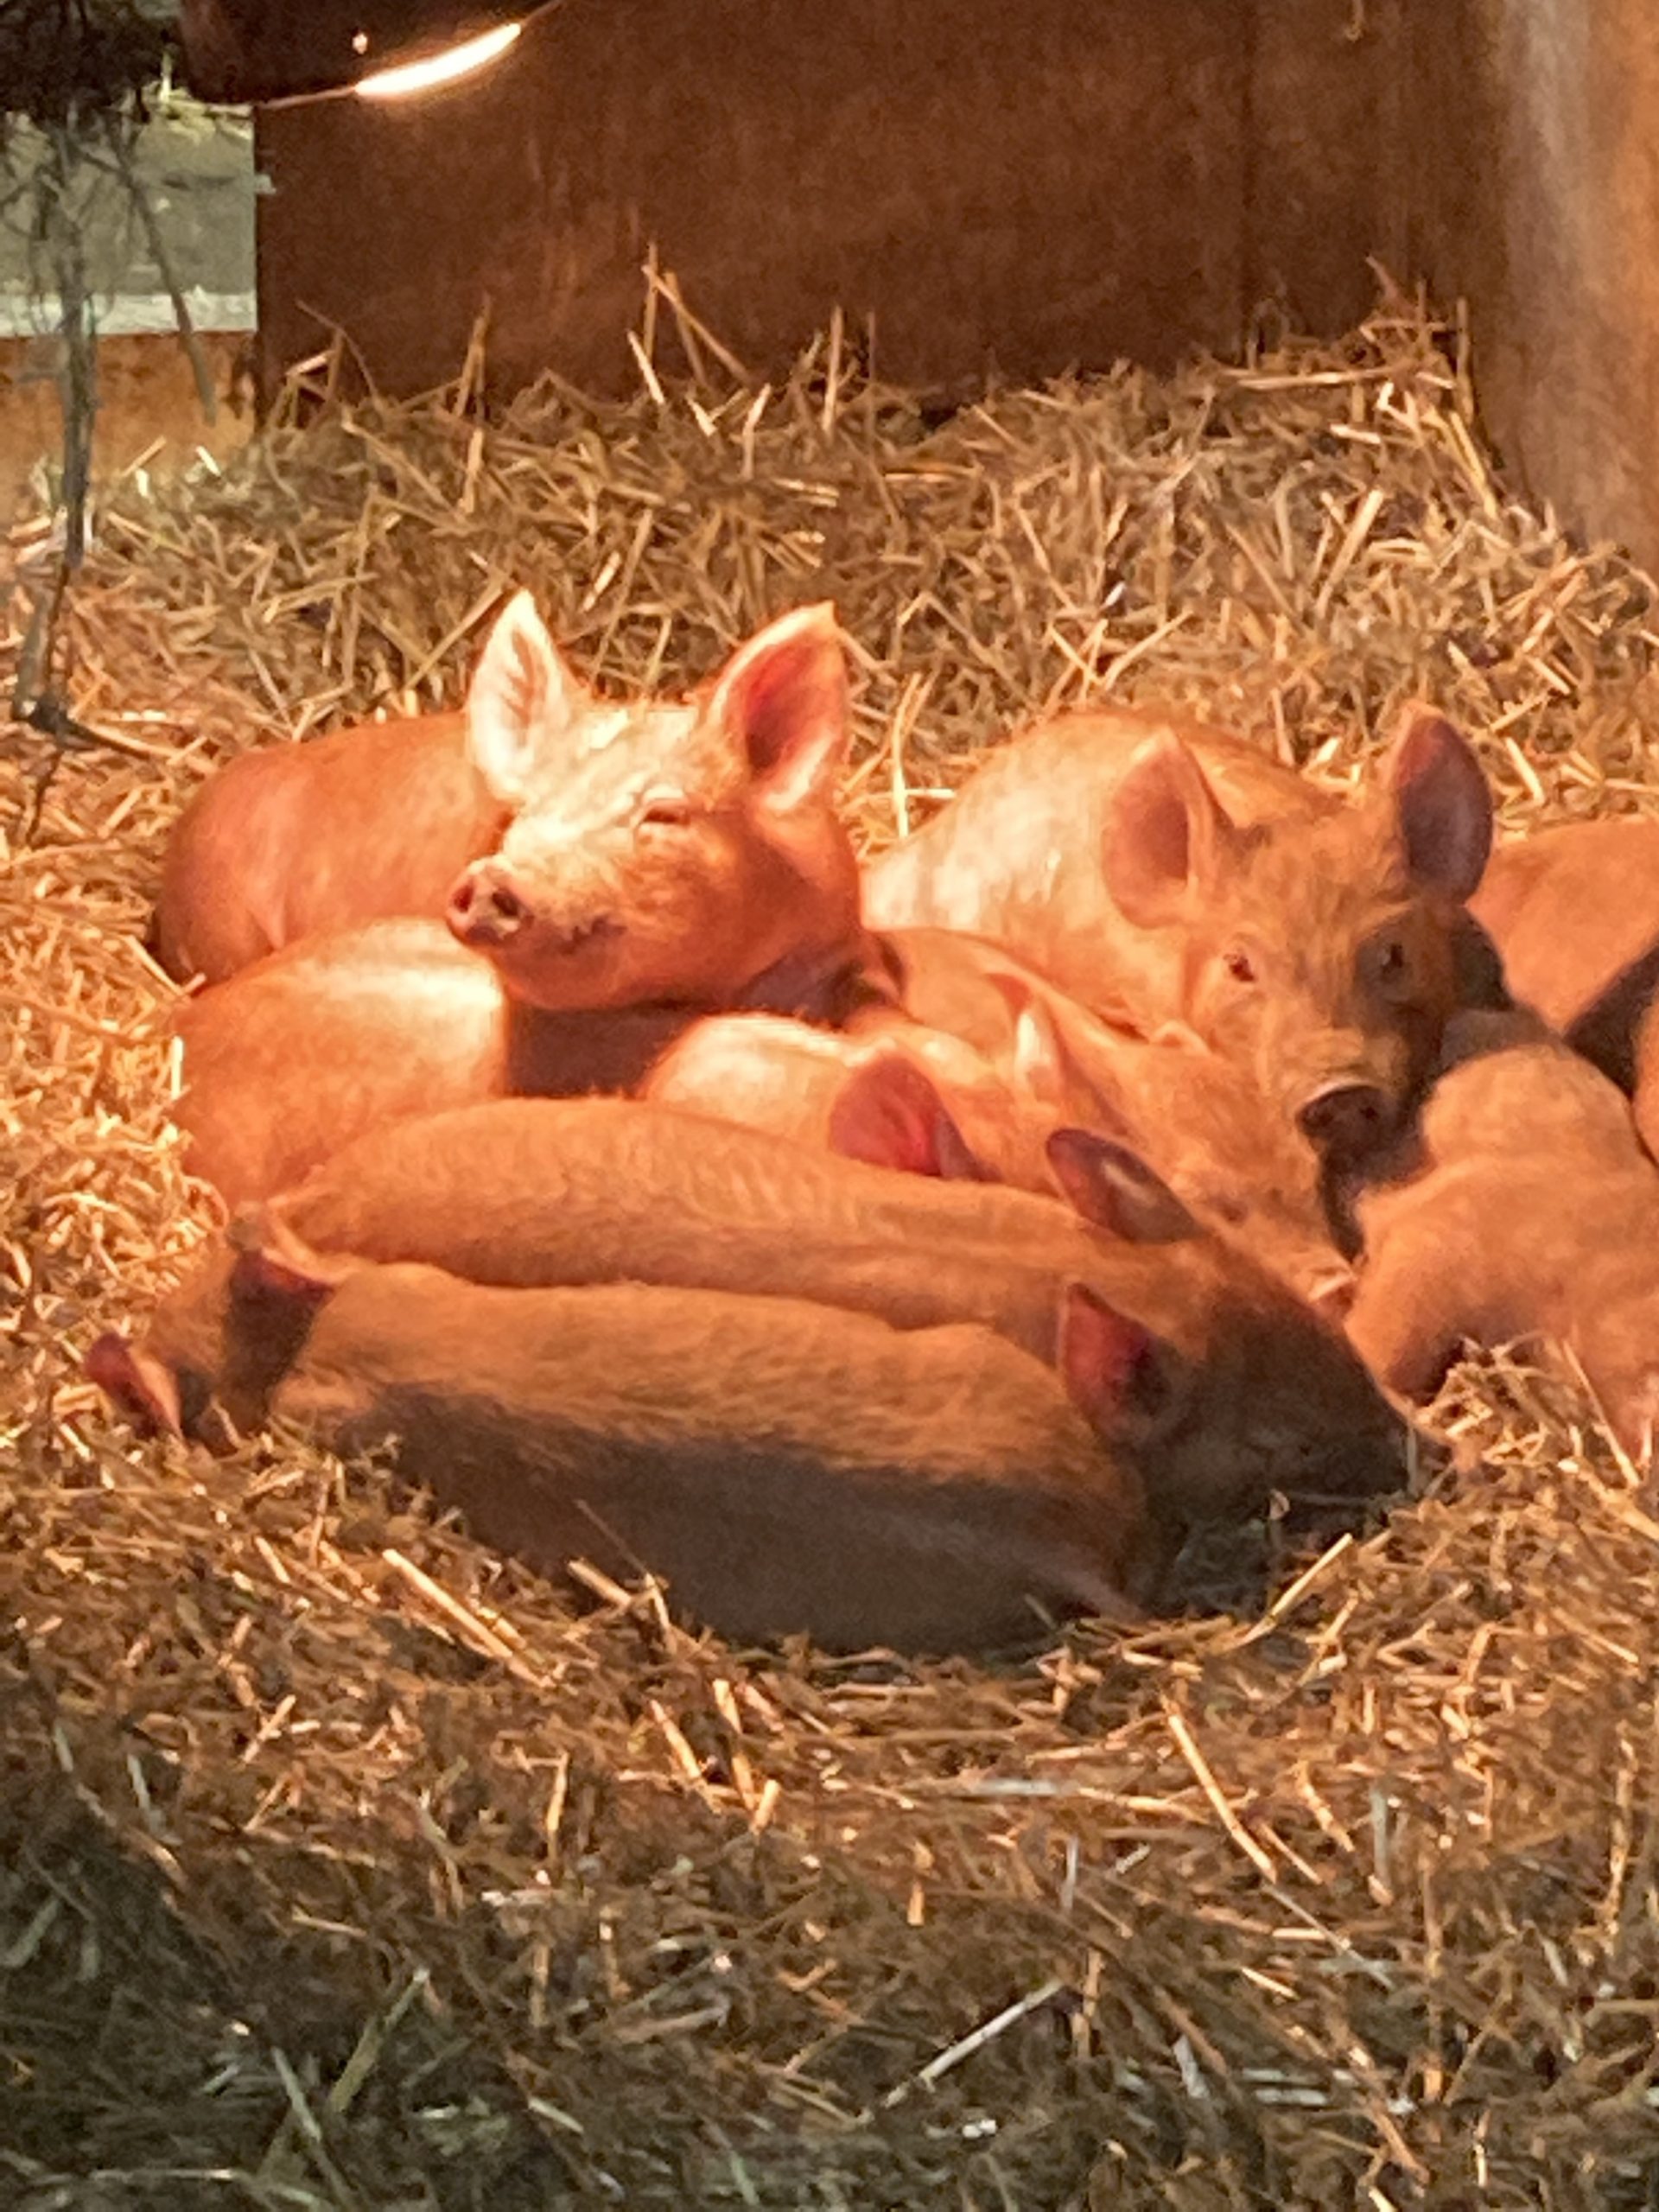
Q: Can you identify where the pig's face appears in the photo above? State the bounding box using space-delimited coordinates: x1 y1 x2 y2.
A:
1047 1132 1409 1524
1103 709 1492 1170
999 985 1352 1305
1184 810 1465 1163
448 601 859 1011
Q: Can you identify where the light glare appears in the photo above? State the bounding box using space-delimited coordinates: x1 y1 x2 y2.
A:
355 22 521 101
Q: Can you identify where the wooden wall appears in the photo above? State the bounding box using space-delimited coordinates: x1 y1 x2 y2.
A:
1404 0 1659 573
253 0 1659 571
255 0 1407 398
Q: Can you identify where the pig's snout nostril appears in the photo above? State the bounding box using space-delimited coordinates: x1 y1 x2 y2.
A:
448 867 531 945
1296 1082 1391 1157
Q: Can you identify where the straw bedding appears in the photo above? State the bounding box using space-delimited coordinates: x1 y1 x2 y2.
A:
6 289 1659 2209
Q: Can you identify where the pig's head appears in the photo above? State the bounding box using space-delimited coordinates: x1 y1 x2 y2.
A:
86 1220 348 1450
446 595 861 1011
1102 706 1493 1169
998 978 1356 1310
1046 1127 1410 1524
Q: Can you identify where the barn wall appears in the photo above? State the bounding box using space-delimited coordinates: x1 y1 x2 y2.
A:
1406 0 1659 570
254 0 1397 401
254 0 1659 571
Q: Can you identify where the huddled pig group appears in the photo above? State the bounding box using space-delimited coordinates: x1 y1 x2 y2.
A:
86 589 1659 1654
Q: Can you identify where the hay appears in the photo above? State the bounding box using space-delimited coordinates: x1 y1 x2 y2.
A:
7 283 1659 2208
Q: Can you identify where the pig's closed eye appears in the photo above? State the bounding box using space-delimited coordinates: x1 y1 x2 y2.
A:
1223 949 1256 985
640 795 694 829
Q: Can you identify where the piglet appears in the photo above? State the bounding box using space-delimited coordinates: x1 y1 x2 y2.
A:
1346 1007 1659 1459
865 702 1497 1168
273 1266 1157 1654
170 599 873 1208
1469 815 1659 1161
152 595 857 994
100 1091 1407 1533
1470 816 1659 1033
859 925 1356 1299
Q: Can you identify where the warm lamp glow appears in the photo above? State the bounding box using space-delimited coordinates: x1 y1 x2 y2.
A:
355 22 522 100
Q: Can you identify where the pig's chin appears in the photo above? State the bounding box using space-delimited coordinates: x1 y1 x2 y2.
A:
482 913 632 1009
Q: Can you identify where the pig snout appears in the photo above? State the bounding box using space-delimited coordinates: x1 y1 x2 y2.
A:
1295 1079 1395 1160
447 859 533 947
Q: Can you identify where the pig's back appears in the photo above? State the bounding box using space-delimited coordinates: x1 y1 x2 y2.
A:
863 709 1325 1017
152 712 503 985
275 1094 1098 1358
175 919 515 1203
275 1266 1144 1651
1471 818 1659 1030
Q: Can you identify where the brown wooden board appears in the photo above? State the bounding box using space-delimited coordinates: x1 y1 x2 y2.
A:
1406 0 1659 573
255 0 1258 401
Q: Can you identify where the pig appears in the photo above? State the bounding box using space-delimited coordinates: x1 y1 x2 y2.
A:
100 1091 1408 1532
1345 1007 1659 1460
443 601 860 1009
1468 816 1659 1160
151 593 855 994
1469 816 1659 1033
855 925 1356 1299
639 1010 1060 1191
169 597 874 1207
864 702 1497 1166
101 1262 1159 1656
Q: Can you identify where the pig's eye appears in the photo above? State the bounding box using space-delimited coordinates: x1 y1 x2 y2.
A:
1223 950 1256 985
640 795 694 829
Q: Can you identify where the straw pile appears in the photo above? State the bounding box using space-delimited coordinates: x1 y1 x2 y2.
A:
7 288 1659 2209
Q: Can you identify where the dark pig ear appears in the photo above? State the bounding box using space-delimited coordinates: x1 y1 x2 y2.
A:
1057 1281 1192 1444
1102 734 1247 927
828 1051 988 1181
228 1235 346 1312
709 603 849 809
1046 1128 1200 1245
1388 708 1493 901
466 590 590 805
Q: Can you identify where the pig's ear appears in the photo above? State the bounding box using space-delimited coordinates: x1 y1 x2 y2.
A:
85 1331 182 1439
228 1229 346 1311
1058 1282 1191 1443
1046 1128 1199 1244
1308 1266 1359 1324
1103 735 1246 926
466 591 589 805
1007 991 1071 1107
1002 985 1137 1141
828 1052 988 1180
709 603 849 809
1387 708 1492 901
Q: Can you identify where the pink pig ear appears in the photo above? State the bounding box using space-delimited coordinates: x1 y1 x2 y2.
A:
828 1052 988 1181
709 602 849 809
1387 707 1492 901
1046 1127 1198 1244
85 1331 182 1440
1058 1282 1191 1443
1103 734 1247 927
465 590 591 806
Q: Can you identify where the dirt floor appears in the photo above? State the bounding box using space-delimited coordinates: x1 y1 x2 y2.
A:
5 298 1659 2209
